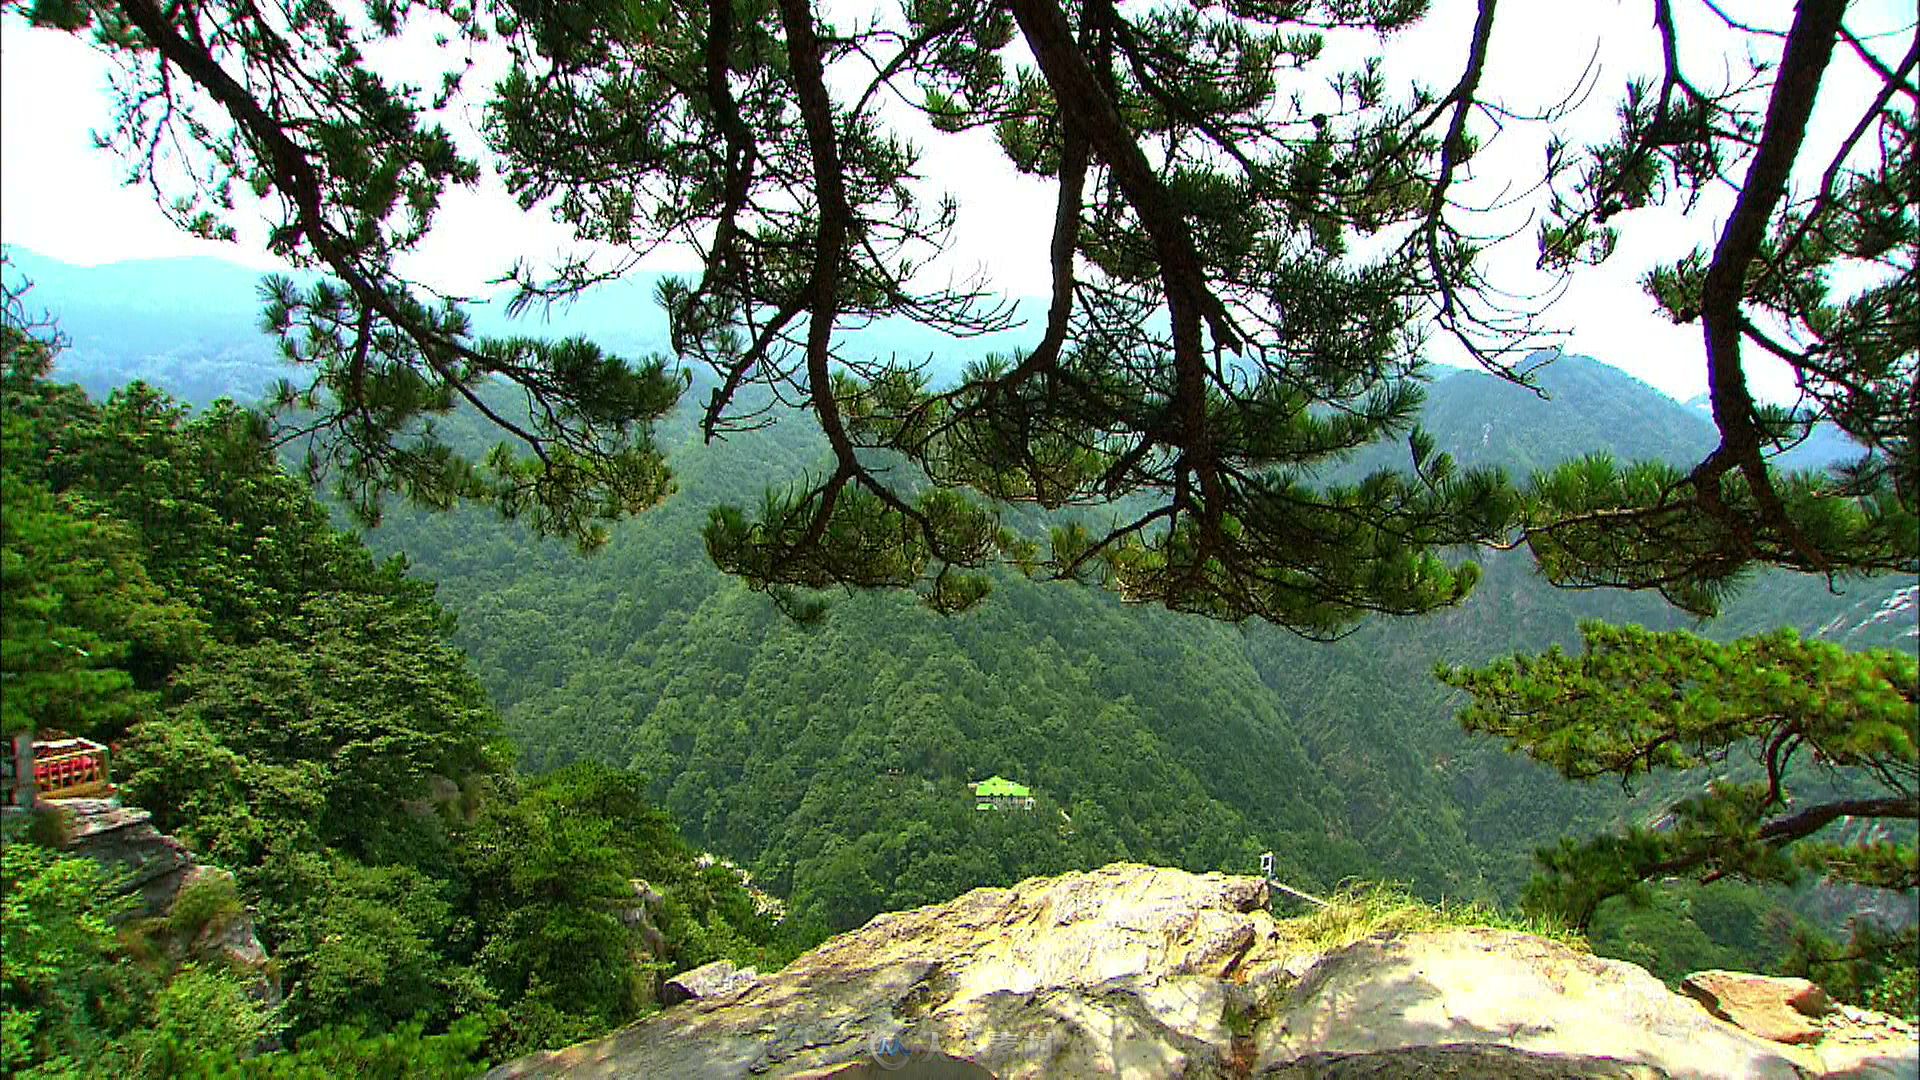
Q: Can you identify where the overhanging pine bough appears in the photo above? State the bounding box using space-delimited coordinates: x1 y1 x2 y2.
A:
1438 623 1918 929
23 0 1916 632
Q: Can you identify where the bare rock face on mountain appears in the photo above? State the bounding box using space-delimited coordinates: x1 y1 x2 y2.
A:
51 798 280 1006
486 863 1919 1080
57 798 196 909
661 960 763 1006
1258 929 1916 1079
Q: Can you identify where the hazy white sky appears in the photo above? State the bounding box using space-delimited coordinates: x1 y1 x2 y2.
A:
2 1 1911 401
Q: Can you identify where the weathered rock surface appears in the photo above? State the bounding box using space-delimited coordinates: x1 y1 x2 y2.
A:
1260 928 1901 1079
661 960 763 1006
486 863 1920 1080
57 798 197 912
1812 1007 1920 1080
698 851 790 924
50 798 280 1006
1683 972 1832 1045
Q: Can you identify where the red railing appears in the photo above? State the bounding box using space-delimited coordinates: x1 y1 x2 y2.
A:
31 738 112 800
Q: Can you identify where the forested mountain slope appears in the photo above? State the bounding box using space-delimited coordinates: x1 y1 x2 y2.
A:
362 353 1914 933
1 325 799 1073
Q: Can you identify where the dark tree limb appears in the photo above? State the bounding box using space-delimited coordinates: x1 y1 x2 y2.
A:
1692 0 1846 567
114 0 556 463
1006 0 1240 358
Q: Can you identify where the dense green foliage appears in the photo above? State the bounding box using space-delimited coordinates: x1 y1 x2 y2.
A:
1 816 285 1077
9 0 1916 1058
1 315 799 1074
1441 622 1918 1012
1587 879 1795 985
0 444 198 740
4 241 1913 1075
0 323 201 738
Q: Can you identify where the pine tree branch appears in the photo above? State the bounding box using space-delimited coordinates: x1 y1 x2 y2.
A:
1005 0 1240 359
113 0 557 465
1648 796 1919 883
1692 0 1845 567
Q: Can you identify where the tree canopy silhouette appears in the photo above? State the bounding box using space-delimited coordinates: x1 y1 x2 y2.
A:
16 0 1915 632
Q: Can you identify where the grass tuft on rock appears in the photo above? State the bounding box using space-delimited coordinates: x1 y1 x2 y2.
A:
168 872 245 943
1274 883 1586 957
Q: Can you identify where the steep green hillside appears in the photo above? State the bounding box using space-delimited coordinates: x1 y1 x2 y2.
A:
361 355 1914 932
1 327 797 1072
1407 353 1715 472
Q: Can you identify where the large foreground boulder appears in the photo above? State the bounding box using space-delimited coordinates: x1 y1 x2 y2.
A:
486 863 1918 1079
1682 972 1833 1046
1257 928 1915 1079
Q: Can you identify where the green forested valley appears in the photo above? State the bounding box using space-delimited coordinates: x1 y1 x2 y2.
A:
357 345 1913 945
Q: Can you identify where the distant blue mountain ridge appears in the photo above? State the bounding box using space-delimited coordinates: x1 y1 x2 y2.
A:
1 247 1860 474
2 246 1044 396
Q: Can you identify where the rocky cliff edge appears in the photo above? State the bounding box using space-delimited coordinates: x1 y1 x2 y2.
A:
41 797 280 1007
488 863 1916 1079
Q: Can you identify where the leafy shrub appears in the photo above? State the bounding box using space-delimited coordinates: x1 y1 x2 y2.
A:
1865 961 1918 1023
233 1017 492 1078
1 833 140 1073
116 966 278 1078
169 873 245 944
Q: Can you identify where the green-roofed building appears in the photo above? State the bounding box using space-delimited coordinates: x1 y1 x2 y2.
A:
972 775 1035 811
